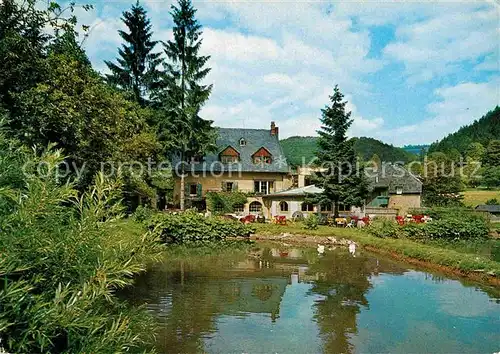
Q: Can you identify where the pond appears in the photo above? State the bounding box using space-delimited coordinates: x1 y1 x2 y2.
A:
124 243 500 353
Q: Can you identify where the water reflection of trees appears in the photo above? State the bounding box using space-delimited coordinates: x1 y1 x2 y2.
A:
305 250 373 354
124 246 408 353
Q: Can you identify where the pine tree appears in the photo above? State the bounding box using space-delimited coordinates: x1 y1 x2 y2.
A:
313 85 369 217
154 0 215 210
105 1 161 105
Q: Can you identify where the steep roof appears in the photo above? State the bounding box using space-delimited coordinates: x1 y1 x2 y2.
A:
366 164 422 194
183 128 289 173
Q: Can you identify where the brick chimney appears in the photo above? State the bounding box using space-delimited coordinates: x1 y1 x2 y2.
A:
270 121 279 136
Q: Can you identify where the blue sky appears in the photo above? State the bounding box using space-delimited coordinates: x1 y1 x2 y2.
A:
74 0 499 146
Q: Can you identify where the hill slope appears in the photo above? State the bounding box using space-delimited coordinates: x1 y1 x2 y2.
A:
281 136 416 166
429 106 500 155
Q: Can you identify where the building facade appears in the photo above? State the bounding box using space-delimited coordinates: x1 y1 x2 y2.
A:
172 122 292 217
172 123 422 219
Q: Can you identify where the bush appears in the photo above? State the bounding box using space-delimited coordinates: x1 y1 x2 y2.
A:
367 218 399 238
486 198 498 205
149 209 255 244
412 217 489 241
303 214 319 230
368 210 490 241
134 204 155 223
0 141 162 353
205 191 248 214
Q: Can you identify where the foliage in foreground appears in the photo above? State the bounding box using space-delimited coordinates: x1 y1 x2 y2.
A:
147 210 255 244
0 141 163 353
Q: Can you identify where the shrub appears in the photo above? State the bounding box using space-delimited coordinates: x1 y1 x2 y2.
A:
412 217 489 241
205 191 248 214
367 218 399 238
368 213 489 241
134 204 155 223
149 209 255 244
486 198 498 205
0 141 162 353
303 214 319 230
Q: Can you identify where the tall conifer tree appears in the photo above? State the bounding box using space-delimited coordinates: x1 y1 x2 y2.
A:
314 85 369 217
154 0 215 210
105 1 161 104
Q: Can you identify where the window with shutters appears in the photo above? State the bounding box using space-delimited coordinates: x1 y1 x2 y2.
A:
187 183 202 198
189 184 197 196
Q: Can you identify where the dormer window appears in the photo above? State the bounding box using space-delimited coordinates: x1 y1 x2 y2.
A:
252 147 272 164
239 138 246 146
219 146 240 164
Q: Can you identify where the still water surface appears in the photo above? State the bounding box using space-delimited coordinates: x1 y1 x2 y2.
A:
125 244 500 353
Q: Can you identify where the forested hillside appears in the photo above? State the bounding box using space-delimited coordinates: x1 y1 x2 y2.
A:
403 144 430 155
281 136 416 166
429 106 500 155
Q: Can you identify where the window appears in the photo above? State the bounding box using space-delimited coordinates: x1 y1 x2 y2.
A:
338 203 350 212
190 155 203 163
252 147 272 165
254 180 274 194
396 186 403 195
279 201 289 212
234 204 245 213
220 155 239 163
239 138 246 146
321 203 333 212
222 181 237 192
219 146 240 164
301 203 314 212
189 184 197 196
249 201 262 213
253 156 272 164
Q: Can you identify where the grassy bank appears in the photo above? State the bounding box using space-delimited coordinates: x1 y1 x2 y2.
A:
252 223 500 281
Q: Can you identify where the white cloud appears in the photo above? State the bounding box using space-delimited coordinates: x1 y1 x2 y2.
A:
384 5 499 83
68 0 498 147
375 80 500 145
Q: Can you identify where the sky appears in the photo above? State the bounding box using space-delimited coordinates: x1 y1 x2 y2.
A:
73 0 499 146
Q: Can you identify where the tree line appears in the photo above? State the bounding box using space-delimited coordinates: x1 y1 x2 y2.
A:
0 0 213 210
